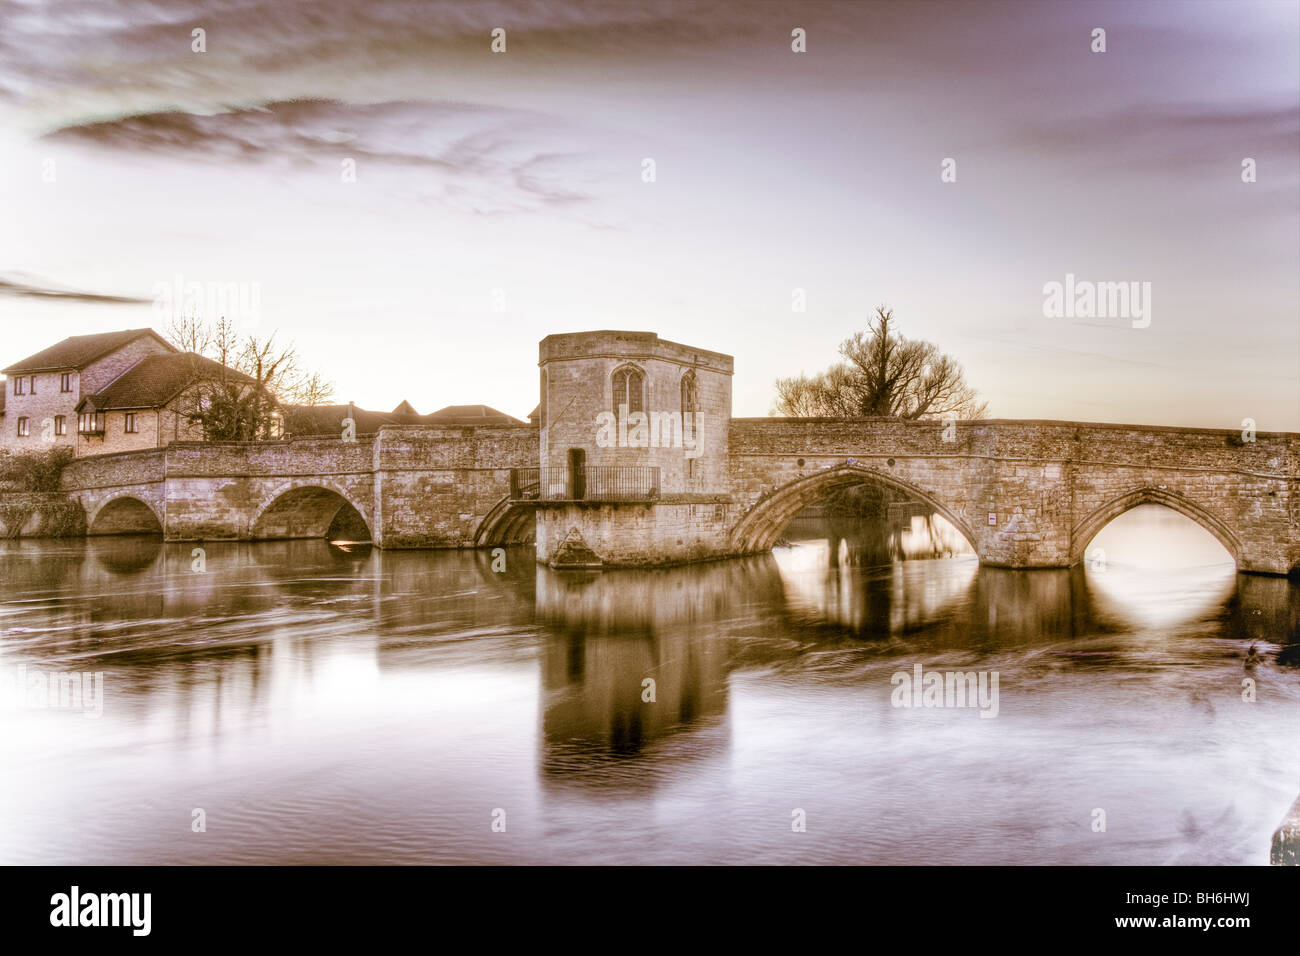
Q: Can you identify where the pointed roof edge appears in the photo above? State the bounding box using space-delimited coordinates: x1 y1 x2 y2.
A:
2 328 175 374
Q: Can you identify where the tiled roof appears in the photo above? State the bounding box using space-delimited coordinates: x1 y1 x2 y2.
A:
283 402 527 435
2 328 174 374
426 404 526 424
80 352 254 411
282 404 394 436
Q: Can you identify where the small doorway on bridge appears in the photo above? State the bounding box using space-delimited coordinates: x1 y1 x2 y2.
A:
567 448 586 500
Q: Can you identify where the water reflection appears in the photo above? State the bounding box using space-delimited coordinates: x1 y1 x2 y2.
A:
534 562 764 784
0 529 1296 865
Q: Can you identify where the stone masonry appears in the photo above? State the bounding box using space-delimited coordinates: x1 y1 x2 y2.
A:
31 330 1299 575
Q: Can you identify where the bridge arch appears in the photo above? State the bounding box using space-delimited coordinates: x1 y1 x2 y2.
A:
730 464 980 555
1069 487 1240 566
474 494 536 547
88 494 162 535
249 480 371 541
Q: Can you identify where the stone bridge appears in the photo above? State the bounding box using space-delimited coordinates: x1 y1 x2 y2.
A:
725 418 1298 576
60 425 537 549
52 415 1299 576
45 326 1300 576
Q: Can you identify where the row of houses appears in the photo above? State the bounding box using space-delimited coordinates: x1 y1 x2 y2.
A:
0 328 526 457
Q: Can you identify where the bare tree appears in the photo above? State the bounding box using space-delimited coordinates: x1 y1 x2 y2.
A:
773 307 987 420
166 316 334 441
166 314 213 356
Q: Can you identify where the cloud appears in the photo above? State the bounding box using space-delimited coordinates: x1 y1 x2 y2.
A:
0 0 769 125
0 272 149 304
1002 104 1300 172
42 98 624 214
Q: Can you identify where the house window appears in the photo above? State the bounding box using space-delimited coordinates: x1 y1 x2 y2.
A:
28 376 35 394
17 416 28 437
54 415 66 436
611 365 645 417
78 412 105 434
13 378 24 396
124 412 138 434
60 373 72 392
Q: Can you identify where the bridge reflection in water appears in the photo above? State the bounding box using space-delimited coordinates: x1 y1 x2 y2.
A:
533 560 753 784
0 523 1296 864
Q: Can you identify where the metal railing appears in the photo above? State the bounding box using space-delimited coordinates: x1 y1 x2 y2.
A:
509 465 660 502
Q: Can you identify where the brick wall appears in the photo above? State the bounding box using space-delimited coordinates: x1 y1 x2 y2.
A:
0 336 174 457
77 337 173 394
62 447 166 490
0 370 77 453
374 425 538 547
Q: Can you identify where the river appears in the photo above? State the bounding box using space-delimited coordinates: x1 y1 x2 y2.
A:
1 506 1296 864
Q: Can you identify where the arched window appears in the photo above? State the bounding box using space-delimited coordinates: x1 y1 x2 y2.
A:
681 370 700 476
611 365 645 417
680 371 698 417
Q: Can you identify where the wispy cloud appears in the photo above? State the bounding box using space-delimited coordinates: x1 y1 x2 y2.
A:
1002 104 1300 174
0 272 149 304
42 98 624 214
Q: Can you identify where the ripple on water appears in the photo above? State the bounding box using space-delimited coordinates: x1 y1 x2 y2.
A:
0 534 1295 865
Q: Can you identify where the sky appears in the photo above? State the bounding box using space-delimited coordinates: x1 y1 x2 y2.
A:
1 0 1297 428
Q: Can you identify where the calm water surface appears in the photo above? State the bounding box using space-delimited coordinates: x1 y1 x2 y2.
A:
1 508 1296 864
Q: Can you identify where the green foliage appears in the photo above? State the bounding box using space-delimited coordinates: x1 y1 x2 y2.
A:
0 447 74 492
38 499 87 537
0 503 33 538
184 378 273 442
0 450 84 537
0 496 87 538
